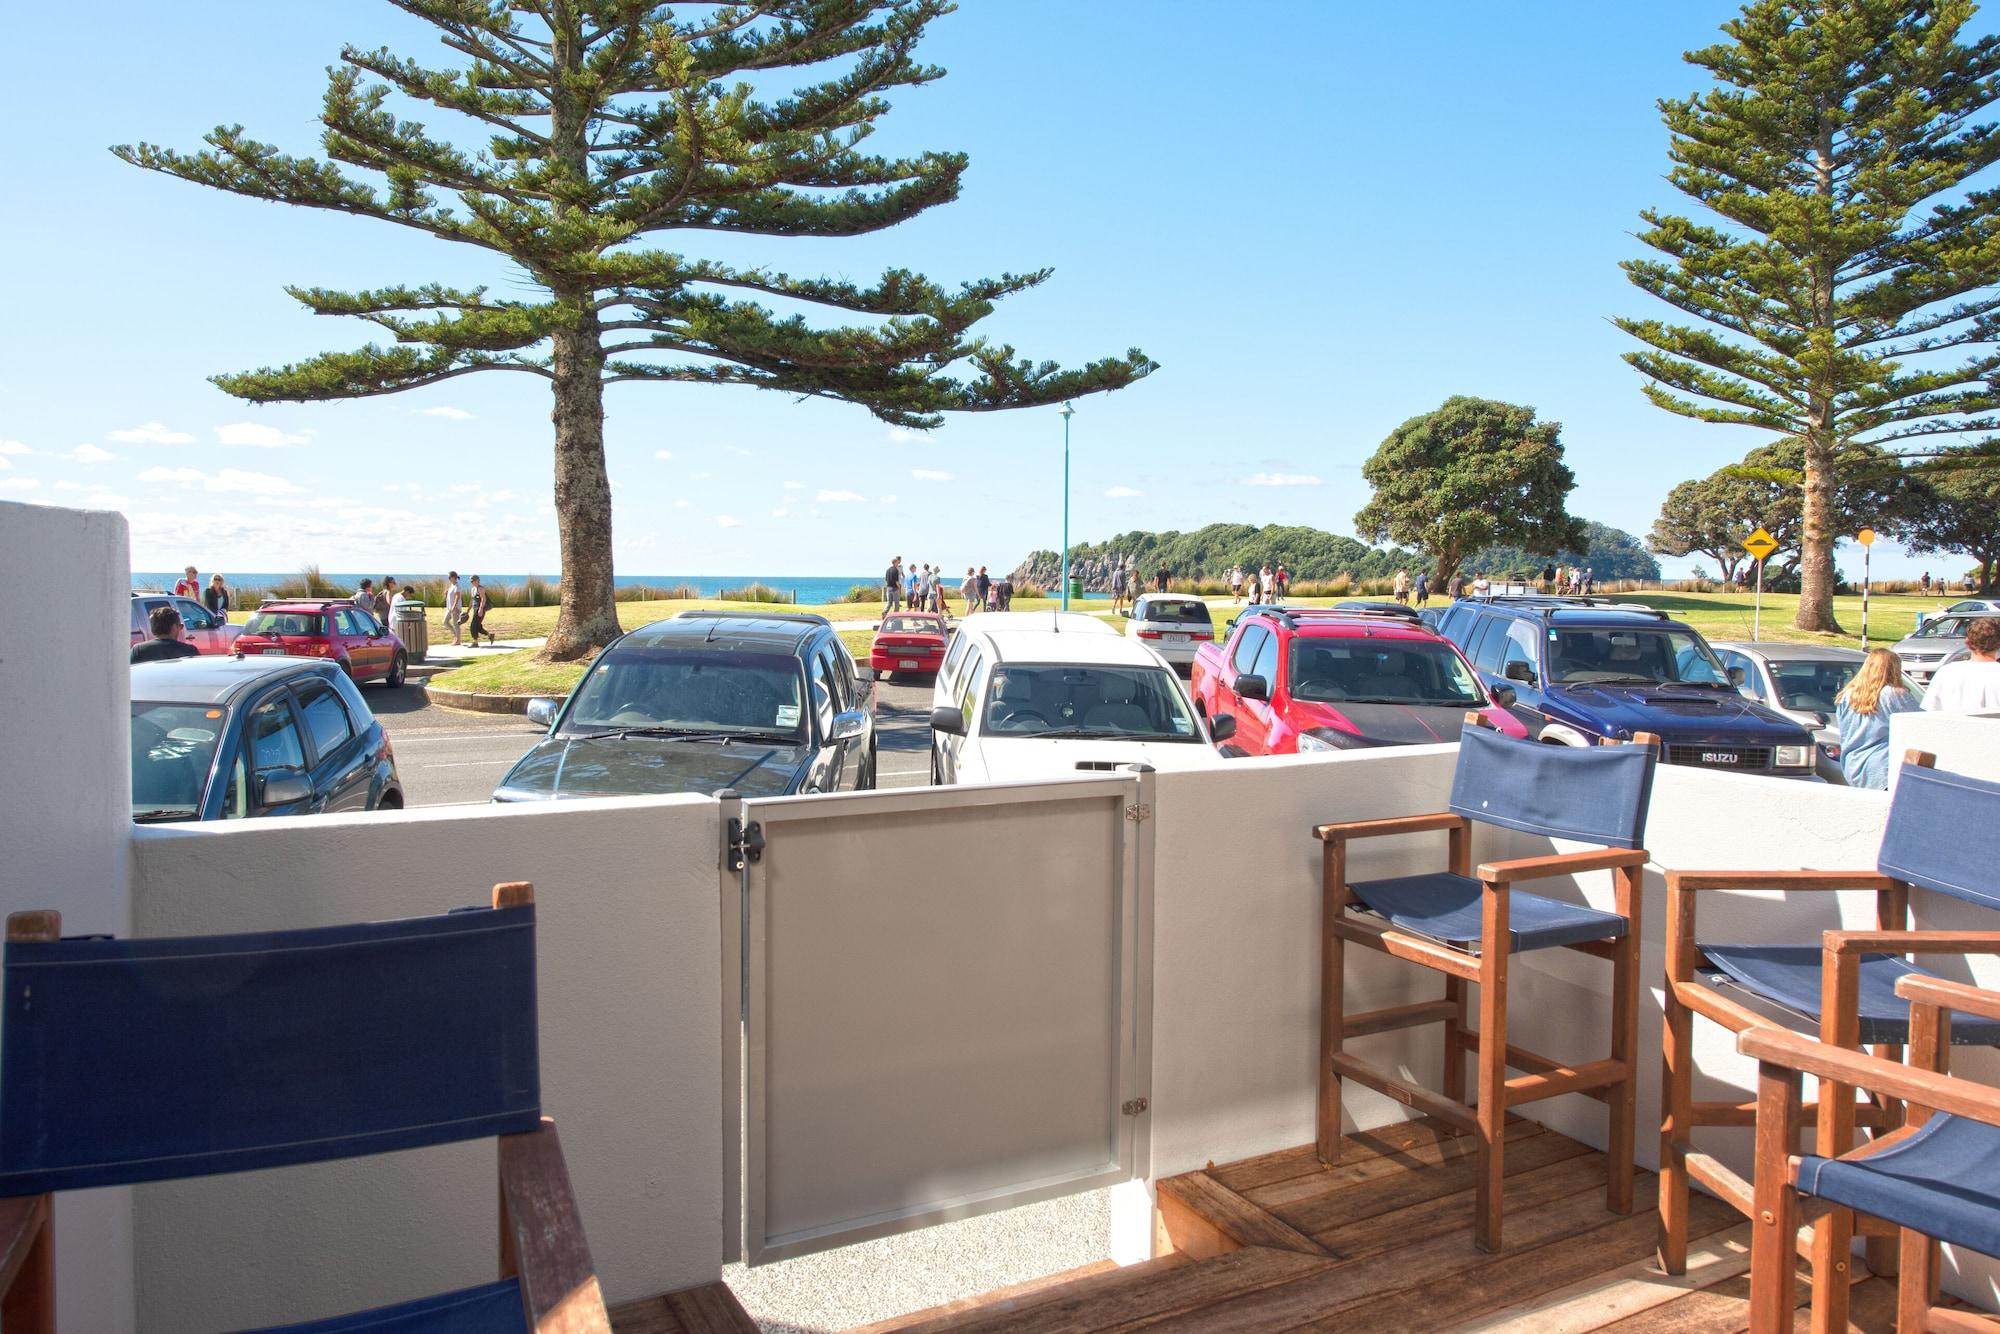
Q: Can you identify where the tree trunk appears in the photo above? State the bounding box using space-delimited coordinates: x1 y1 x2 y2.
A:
539 310 623 661
1793 429 1842 632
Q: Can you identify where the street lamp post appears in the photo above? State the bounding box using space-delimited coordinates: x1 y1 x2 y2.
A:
1059 401 1076 611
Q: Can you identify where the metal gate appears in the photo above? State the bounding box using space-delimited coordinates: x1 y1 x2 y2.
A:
720 772 1154 1265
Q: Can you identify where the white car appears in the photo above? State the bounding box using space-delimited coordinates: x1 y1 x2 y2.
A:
1119 593 1216 669
1709 640 1866 783
928 615 1231 784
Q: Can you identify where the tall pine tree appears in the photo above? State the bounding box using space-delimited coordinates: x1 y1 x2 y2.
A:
1620 0 2000 633
117 2 1156 659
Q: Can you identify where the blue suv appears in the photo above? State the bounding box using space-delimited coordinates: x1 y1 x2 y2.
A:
1432 597 1818 778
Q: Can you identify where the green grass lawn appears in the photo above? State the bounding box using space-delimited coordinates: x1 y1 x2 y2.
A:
425 650 589 698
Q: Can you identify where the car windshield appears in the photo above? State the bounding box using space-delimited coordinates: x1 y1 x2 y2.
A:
244 610 325 636
1142 600 1212 625
1914 616 1975 640
1548 628 1731 686
1290 641 1483 706
982 664 1200 741
563 647 807 738
1766 659 1860 713
879 615 942 635
131 701 224 821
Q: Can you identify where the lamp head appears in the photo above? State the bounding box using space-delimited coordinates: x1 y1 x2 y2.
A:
1058 401 1076 419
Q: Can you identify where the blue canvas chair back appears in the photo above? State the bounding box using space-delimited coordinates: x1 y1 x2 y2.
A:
1448 723 1655 850
1879 763 2000 910
0 903 540 1196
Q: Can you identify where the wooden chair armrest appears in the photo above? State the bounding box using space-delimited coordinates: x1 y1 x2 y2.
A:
1897 974 2000 1025
1738 1027 2000 1130
1663 869 1900 893
1313 812 1465 843
0 1194 48 1296
499 1118 612 1334
1478 847 1649 884
1823 930 2000 956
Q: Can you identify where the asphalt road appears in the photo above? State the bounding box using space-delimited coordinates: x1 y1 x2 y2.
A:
377 673 940 807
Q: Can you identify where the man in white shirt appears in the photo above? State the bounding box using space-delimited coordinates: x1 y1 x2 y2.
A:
1923 616 2000 712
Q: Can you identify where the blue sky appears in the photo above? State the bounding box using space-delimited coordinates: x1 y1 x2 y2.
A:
0 1 1983 579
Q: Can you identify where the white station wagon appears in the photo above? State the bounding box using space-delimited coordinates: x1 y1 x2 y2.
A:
927 612 1233 784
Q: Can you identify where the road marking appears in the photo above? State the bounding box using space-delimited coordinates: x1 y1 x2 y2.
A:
408 759 517 769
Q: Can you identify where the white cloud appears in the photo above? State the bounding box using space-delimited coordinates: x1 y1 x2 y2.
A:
783 480 804 490
206 469 301 496
109 421 196 445
654 449 674 461
771 508 789 519
673 499 693 509
215 422 307 447
715 514 742 528
881 494 899 506
79 492 131 511
139 466 206 485
1106 485 1145 498
886 427 918 442
0 478 38 492
1241 472 1323 488
732 447 753 457
52 480 82 491
692 471 714 480
0 456 8 470
817 488 865 503
0 440 28 456
912 468 954 482
414 407 473 421
68 443 116 464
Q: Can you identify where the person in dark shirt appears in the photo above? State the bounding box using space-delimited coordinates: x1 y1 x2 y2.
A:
131 605 201 663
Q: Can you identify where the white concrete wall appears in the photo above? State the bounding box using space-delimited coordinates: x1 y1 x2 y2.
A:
126 796 725 1331
0 501 135 1333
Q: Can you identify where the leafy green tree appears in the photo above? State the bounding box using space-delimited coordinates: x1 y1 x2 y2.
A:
1649 473 1760 584
1620 0 2000 633
1470 521 1662 584
1016 523 1419 586
1902 447 2000 592
1354 397 1586 585
117 2 1156 659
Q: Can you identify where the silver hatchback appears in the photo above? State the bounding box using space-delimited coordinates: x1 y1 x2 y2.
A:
1120 594 1215 669
1892 612 2000 686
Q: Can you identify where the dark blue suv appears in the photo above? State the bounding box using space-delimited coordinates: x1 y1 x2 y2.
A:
1432 597 1819 778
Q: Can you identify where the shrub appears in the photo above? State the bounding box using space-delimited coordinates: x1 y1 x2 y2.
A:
618 582 700 601
718 581 791 603
838 583 882 603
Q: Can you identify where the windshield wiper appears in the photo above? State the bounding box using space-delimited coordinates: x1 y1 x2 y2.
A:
573 725 723 741
1026 727 1195 742
132 808 195 824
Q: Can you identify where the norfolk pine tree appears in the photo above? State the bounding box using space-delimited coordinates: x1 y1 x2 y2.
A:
116 2 1156 659
1620 0 2000 634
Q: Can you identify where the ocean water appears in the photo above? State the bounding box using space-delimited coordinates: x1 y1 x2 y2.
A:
133 572 877 604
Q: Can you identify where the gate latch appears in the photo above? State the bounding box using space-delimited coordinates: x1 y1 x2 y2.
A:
1124 803 1152 823
1122 1097 1149 1116
727 817 764 872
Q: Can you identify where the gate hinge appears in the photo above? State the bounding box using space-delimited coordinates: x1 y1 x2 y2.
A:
726 817 764 872
1124 802 1152 823
1122 1097 1149 1116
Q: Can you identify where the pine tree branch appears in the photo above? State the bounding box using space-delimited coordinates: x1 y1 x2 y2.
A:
215 344 553 402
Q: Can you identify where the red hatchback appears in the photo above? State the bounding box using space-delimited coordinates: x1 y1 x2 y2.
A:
869 612 950 681
231 600 410 688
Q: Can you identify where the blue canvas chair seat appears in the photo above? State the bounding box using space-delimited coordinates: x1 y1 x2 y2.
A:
1700 945 2000 1047
247 1279 529 1334
1349 871 1630 953
1793 1113 2000 1262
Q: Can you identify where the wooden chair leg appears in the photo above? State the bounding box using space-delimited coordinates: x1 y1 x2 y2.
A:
1606 867 1641 1217
1810 954 1860 1334
1749 1061 1803 1334
1658 982 1693 1273
1443 976 1467 1105
1475 892 1511 1252
0 1200 53 1334
1896 1226 1935 1333
1317 842 1347 1167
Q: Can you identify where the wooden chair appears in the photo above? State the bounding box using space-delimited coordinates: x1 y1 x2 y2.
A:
1659 752 2000 1331
1741 974 2000 1333
0 883 611 1334
1315 714 1658 1251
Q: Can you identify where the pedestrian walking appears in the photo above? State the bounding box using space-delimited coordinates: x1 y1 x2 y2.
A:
960 567 977 614
1541 563 1555 593
174 565 200 597
998 575 1014 611
203 573 231 616
1922 617 2000 712
352 578 376 611
131 604 202 663
1446 571 1465 599
1111 561 1128 611
468 575 494 645
444 571 464 645
1471 570 1491 596
1275 564 1289 599
1582 566 1595 596
883 556 903 613
1835 649 1924 789
372 578 395 628
1413 571 1429 607
1258 564 1274 603
1229 565 1244 603
976 565 992 610
1246 571 1262 604
1393 568 1411 605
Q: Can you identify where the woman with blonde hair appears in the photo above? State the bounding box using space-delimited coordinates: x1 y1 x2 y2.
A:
1835 647 1923 788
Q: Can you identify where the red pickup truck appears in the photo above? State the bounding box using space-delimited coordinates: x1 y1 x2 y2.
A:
1190 606 1527 754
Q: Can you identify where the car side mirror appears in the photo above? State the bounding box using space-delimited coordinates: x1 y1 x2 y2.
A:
525 697 561 729
1209 713 1237 743
929 706 966 736
257 771 312 808
1234 674 1268 701
871 624 881 631
1489 684 1517 709
1503 660 1537 686
1727 666 1746 687
1119 609 1132 618
829 709 868 743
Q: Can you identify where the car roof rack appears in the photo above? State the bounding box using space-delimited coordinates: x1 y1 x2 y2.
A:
1235 603 1425 632
673 608 832 628
1466 594 1670 621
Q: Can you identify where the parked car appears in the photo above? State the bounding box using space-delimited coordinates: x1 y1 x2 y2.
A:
1191 605 1527 755
494 611 875 801
229 600 409 687
1916 597 1999 630
869 611 951 681
1710 641 1867 783
929 614 1229 784
130 655 402 822
130 592 242 655
1430 596 1820 777
1891 611 2000 687
1119 594 1215 670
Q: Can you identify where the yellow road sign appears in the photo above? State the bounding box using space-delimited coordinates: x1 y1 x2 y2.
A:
1857 527 1877 547
1743 527 1779 561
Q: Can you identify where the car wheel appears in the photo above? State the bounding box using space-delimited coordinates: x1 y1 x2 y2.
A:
375 791 403 811
337 658 355 681
385 652 407 687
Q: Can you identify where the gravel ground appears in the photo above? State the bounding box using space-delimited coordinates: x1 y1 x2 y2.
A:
724 1188 1112 1333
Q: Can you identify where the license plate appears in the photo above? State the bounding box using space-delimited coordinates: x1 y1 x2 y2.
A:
1700 751 1739 765
1166 633 1189 644
262 648 285 656
898 659 920 669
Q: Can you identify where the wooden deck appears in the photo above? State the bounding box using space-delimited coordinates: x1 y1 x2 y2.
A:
860 1118 1927 1333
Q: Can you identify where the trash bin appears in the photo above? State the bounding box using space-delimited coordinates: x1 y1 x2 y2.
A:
392 602 429 663
1068 576 1084 602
